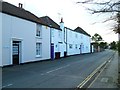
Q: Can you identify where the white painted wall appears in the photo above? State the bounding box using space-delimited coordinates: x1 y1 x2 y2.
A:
36 26 50 61
51 28 61 58
2 13 50 66
51 28 66 58
65 28 91 56
0 13 2 66
66 29 81 55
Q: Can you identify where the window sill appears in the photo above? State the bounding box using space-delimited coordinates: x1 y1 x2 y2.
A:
36 36 42 39
36 55 42 58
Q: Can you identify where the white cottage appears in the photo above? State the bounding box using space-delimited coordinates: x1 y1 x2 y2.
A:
64 27 91 56
40 16 66 59
1 1 51 66
74 27 91 54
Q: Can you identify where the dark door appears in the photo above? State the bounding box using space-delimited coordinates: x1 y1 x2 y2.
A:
51 43 54 60
80 45 82 54
13 41 20 65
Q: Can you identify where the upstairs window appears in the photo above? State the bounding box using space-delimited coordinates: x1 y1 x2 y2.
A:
81 35 83 39
75 34 78 38
51 29 54 37
58 30 61 37
36 24 42 37
69 44 72 49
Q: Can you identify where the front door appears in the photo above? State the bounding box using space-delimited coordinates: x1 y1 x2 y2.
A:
12 41 20 65
51 43 54 60
80 45 82 54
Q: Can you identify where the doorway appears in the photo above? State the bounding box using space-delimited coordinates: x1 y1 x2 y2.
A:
12 41 21 65
51 43 54 60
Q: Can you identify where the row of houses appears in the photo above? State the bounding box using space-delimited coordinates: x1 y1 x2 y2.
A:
0 1 91 66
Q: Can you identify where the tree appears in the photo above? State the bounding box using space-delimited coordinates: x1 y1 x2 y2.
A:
117 41 120 55
76 0 120 34
99 42 108 49
76 0 120 83
92 33 103 51
109 41 117 50
114 13 120 34
92 33 103 43
76 0 120 14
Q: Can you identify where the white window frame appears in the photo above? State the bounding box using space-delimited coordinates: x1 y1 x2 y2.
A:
36 24 42 38
36 43 42 57
75 44 77 49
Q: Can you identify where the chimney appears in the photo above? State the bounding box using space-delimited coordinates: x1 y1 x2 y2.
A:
19 3 23 8
60 17 64 23
60 17 64 30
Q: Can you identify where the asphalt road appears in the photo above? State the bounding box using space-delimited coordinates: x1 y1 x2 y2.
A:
2 49 115 88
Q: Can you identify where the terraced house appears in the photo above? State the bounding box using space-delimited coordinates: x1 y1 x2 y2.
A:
1 1 51 66
64 27 91 56
0 1 91 66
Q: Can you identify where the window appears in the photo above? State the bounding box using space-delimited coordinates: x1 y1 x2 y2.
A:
75 44 77 49
58 30 61 37
69 31 72 37
69 44 72 49
75 34 78 38
51 29 54 37
36 24 42 37
36 43 41 57
56 45 57 48
81 35 83 39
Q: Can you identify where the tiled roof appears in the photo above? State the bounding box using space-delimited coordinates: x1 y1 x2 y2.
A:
65 27 73 31
74 27 91 37
40 16 62 30
1 1 45 25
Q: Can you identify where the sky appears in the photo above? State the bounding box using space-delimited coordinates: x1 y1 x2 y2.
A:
3 0 119 43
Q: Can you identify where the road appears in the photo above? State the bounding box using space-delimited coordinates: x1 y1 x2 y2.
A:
2 49 115 88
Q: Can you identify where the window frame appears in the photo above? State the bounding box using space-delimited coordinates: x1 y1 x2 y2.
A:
75 44 77 49
69 44 72 49
36 43 42 57
36 24 42 38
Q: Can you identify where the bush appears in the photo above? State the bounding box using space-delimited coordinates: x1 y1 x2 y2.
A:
118 41 120 55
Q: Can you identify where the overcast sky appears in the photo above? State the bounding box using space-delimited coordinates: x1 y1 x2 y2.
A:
3 0 118 43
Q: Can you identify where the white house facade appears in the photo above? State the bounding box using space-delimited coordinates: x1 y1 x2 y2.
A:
1 1 92 66
40 16 66 59
0 12 2 66
65 27 91 56
1 2 50 66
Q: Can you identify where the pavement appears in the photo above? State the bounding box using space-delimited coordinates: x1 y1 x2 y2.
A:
90 51 119 88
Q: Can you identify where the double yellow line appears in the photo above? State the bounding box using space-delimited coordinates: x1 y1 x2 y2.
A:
76 60 109 89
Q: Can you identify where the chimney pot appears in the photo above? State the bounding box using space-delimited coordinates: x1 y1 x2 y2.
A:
61 17 63 23
19 3 23 8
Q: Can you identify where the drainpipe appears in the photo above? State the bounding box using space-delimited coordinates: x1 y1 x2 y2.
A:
50 25 54 60
66 28 68 56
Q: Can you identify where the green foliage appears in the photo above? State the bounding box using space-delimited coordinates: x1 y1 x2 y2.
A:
109 41 117 50
99 42 108 49
117 41 120 55
92 33 103 43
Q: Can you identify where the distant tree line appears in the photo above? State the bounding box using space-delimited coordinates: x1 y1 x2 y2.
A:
109 41 120 52
92 33 108 51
